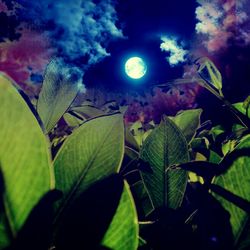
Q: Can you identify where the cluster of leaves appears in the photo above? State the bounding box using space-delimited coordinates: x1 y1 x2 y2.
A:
0 58 250 250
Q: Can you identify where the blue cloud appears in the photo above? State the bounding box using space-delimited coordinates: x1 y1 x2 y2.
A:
17 0 123 68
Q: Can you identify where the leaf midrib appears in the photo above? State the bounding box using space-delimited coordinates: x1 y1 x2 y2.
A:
163 121 169 208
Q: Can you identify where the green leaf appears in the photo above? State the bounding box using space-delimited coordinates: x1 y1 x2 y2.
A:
232 124 245 132
0 74 53 247
142 129 153 143
51 135 67 148
233 102 246 116
63 112 84 127
209 150 222 164
125 127 140 151
171 109 202 143
195 152 207 161
243 96 250 113
222 140 237 156
53 113 124 221
130 121 144 147
212 135 250 243
37 59 83 132
188 172 204 184
70 105 105 120
140 116 189 209
210 125 225 141
197 57 223 93
233 101 250 119
131 179 155 217
191 137 210 151
102 181 139 250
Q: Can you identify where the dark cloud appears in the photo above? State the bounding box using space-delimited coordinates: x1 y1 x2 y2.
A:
16 0 124 68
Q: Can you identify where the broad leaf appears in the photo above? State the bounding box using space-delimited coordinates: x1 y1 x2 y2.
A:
102 181 139 250
171 109 202 143
233 102 247 116
0 74 53 247
209 150 222 164
233 101 250 119
53 175 127 249
53 113 124 220
140 116 189 209
63 112 84 128
210 125 225 141
125 127 140 151
37 59 83 132
213 135 250 243
197 57 222 93
70 105 105 120
188 172 204 184
222 140 237 156
131 179 155 217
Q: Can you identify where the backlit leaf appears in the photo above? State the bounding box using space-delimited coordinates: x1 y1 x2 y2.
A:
213 135 250 243
233 101 250 119
171 109 202 143
140 116 189 209
54 113 124 221
0 74 53 247
63 112 84 128
102 181 139 250
131 179 155 217
70 105 105 120
37 59 83 132
197 57 222 93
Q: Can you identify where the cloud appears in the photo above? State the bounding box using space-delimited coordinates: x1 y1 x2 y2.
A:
160 36 188 66
195 0 250 52
0 28 54 95
16 0 124 68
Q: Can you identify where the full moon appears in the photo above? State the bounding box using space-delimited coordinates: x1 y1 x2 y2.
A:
125 57 147 79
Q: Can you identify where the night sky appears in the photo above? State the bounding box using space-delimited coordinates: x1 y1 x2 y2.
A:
0 0 250 120
84 0 197 91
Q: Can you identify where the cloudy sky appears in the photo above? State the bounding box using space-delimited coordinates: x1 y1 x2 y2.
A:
0 0 250 101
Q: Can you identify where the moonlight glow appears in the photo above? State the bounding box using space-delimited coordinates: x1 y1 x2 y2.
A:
125 57 147 79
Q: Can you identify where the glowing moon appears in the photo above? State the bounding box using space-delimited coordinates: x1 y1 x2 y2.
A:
125 57 147 79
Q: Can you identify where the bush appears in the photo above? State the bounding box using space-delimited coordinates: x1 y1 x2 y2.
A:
0 58 250 250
